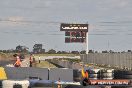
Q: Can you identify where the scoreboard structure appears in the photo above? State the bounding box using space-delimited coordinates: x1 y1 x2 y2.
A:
65 31 86 43
60 23 88 32
60 23 88 43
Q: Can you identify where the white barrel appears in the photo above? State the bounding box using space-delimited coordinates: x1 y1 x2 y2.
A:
2 80 30 88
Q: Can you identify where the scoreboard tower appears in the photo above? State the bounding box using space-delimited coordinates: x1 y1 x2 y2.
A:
60 23 89 54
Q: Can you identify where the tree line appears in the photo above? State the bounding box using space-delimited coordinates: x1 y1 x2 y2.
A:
1 49 132 54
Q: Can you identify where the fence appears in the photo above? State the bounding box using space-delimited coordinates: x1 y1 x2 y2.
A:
81 53 132 70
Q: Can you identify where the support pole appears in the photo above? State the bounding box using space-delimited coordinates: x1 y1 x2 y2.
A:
86 32 88 54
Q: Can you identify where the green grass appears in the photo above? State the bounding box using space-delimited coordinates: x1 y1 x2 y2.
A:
33 54 80 56
0 52 14 61
35 61 57 68
62 58 81 63
33 54 80 60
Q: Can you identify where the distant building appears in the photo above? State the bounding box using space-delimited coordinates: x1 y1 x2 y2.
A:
16 45 29 53
33 44 45 54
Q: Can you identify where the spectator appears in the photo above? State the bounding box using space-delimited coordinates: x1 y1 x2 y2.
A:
29 54 33 67
38 56 41 63
32 54 35 62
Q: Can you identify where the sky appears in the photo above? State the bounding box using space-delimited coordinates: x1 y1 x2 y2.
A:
0 0 132 52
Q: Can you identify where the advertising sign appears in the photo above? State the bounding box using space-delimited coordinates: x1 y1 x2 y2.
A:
60 23 88 32
65 37 85 43
65 31 86 43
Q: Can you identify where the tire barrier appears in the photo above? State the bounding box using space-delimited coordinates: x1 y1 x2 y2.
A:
2 80 29 88
123 75 132 79
86 69 101 79
73 69 101 81
122 71 132 75
101 69 114 79
13 84 22 88
0 80 2 88
74 68 115 80
114 70 123 79
101 73 114 79
101 73 113 78
89 74 100 79
86 69 101 74
114 70 132 79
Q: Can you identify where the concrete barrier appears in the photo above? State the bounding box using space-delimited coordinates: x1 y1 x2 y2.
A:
49 68 73 81
48 59 83 69
4 67 48 80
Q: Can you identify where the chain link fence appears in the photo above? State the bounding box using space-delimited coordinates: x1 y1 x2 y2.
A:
81 53 132 70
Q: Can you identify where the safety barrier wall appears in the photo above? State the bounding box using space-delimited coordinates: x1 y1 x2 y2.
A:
4 67 49 80
49 68 73 81
4 67 74 81
81 53 132 70
48 59 83 69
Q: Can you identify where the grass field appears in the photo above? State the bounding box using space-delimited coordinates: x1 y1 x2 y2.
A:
34 61 57 68
0 52 14 61
33 54 80 56
33 54 80 60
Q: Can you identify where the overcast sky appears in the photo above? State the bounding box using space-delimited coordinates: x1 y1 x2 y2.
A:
0 0 132 52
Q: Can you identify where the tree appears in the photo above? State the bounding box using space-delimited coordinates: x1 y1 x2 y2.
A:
95 51 98 53
61 51 68 54
102 50 108 53
80 50 86 54
128 50 132 53
57 51 62 54
47 49 56 54
109 50 114 53
89 50 94 53
71 51 79 54
57 51 68 54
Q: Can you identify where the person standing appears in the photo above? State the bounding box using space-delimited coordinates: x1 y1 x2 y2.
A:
38 56 41 63
57 78 62 88
29 54 33 67
32 54 35 62
14 56 21 67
